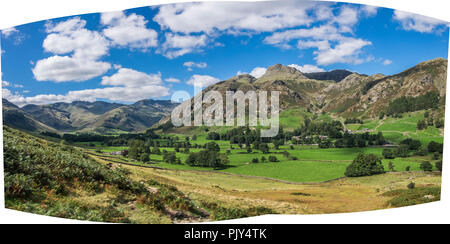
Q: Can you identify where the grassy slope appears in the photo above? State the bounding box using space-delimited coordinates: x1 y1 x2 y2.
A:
103 161 442 215
3 126 206 223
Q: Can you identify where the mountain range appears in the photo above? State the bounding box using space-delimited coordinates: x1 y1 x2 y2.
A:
2 58 447 134
2 99 178 133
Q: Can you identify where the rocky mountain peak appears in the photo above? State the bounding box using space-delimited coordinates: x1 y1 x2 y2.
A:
266 64 303 75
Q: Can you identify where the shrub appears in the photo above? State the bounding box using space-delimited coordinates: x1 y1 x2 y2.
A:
407 182 415 189
344 153 385 177
420 161 433 172
405 166 411 172
382 148 396 159
268 156 279 162
252 158 259 163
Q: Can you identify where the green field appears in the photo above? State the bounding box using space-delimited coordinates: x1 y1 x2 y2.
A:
93 143 437 183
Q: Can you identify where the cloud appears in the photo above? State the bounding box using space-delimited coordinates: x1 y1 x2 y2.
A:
1 27 25 44
4 68 170 106
183 61 207 70
3 86 170 106
1 27 18 38
165 77 180 83
2 80 10 87
265 24 371 66
237 67 267 78
101 11 158 49
153 1 319 34
383 59 393 65
314 38 372 65
34 17 111 82
393 10 446 33
249 67 267 78
335 6 359 28
186 74 220 87
33 56 111 82
43 18 109 60
101 68 162 87
288 64 325 73
153 1 329 57
161 33 208 58
361 5 378 17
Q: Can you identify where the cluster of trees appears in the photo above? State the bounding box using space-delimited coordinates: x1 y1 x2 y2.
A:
382 139 443 160
293 118 344 139
208 126 286 146
386 91 440 116
417 112 444 130
332 132 386 148
128 139 150 162
251 155 279 164
345 153 385 177
163 151 180 164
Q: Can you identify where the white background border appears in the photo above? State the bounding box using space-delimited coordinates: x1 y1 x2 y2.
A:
0 0 449 224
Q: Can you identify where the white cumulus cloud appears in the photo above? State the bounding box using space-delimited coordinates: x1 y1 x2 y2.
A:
161 33 208 58
393 10 446 33
236 67 267 78
101 68 162 87
153 1 318 34
101 11 158 49
33 56 111 82
186 74 220 87
4 68 170 106
34 17 111 82
288 64 325 73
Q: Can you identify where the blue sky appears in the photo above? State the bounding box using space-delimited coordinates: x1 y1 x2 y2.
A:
1 1 449 107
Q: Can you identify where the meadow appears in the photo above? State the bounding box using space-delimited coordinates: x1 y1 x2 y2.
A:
82 110 442 183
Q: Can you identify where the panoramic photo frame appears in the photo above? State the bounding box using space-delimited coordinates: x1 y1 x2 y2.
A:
1 0 448 225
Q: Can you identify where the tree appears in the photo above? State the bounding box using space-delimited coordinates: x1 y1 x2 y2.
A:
140 153 150 163
163 151 178 164
434 119 444 128
400 138 421 150
152 147 161 155
206 142 220 152
436 161 442 172
417 119 427 130
259 143 269 154
382 148 396 159
428 141 443 153
344 153 385 177
388 162 395 172
420 161 433 172
395 145 409 158
318 139 332 149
